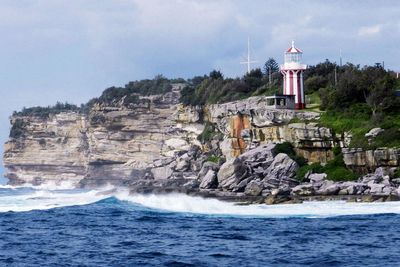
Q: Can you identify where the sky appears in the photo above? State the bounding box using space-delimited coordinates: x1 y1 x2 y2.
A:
0 0 399 180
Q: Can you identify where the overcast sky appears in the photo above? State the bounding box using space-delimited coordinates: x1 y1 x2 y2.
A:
0 0 400 179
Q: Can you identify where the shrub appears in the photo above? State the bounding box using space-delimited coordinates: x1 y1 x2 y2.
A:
13 102 80 118
197 122 221 143
10 119 28 139
90 114 106 125
275 142 307 166
295 151 358 182
324 152 358 181
325 167 358 181
206 155 221 164
394 168 400 178
296 162 324 182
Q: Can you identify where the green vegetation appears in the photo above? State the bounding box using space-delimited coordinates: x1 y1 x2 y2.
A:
206 155 222 164
91 75 172 107
180 68 282 105
305 62 400 149
296 162 325 182
13 102 80 118
197 122 222 143
13 75 179 115
10 119 28 138
274 142 356 182
394 168 400 178
296 147 358 182
275 142 307 167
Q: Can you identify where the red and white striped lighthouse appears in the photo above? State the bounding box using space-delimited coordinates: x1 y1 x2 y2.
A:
280 41 307 109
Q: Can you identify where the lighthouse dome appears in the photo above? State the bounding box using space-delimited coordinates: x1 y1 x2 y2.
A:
286 40 302 53
284 41 302 63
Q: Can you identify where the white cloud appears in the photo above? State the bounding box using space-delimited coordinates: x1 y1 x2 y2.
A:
358 25 382 36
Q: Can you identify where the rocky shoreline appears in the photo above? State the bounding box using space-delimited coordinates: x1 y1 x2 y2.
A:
3 89 400 204
122 143 400 205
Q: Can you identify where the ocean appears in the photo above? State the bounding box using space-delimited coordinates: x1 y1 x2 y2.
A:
1 186 400 267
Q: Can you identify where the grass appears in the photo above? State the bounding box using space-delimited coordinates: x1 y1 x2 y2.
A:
304 92 321 111
206 155 222 164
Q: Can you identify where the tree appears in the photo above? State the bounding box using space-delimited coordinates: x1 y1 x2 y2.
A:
209 70 223 80
264 58 279 75
365 75 396 116
263 58 279 77
244 68 263 89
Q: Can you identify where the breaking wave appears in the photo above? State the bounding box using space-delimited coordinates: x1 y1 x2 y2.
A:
2 186 400 217
116 192 400 218
0 186 112 213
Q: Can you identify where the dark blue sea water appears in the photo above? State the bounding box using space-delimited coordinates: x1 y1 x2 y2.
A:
1 187 400 267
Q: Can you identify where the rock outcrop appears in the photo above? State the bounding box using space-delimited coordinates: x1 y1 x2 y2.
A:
3 90 400 205
4 90 205 187
343 148 400 173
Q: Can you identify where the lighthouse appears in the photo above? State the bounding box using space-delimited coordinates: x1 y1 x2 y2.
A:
280 41 307 109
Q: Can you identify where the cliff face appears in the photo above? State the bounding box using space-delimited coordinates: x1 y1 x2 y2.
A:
4 89 204 186
3 93 399 187
343 148 400 173
178 97 336 163
4 112 88 186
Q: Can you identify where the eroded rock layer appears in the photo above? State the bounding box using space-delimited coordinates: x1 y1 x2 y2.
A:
4 93 400 189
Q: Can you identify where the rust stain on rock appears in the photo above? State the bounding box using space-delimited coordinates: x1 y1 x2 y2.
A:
229 114 251 157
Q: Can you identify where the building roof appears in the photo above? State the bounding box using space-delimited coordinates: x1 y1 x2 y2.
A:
286 40 302 53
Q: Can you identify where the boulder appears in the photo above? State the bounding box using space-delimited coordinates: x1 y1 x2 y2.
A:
309 173 327 183
263 153 299 188
365 128 384 138
199 170 217 189
233 177 252 192
291 184 315 196
151 166 173 180
271 186 291 197
316 182 340 195
238 143 276 163
175 156 190 171
244 179 264 196
217 158 247 190
197 162 219 180
369 183 385 195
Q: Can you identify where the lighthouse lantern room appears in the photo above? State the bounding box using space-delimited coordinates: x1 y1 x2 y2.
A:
280 41 307 109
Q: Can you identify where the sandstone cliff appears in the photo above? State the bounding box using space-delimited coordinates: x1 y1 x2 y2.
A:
4 88 204 187
3 90 400 191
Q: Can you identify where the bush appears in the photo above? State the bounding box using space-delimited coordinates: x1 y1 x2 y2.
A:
325 167 358 181
295 151 358 182
13 102 80 118
394 168 400 178
296 162 324 182
10 119 28 138
206 155 221 164
324 152 358 181
275 142 307 166
197 122 221 143
90 114 106 125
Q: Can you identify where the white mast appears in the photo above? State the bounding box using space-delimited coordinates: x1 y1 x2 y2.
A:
240 36 258 73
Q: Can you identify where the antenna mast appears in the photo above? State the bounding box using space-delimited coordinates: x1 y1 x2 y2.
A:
240 36 258 73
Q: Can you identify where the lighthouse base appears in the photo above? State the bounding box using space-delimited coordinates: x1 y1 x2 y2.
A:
295 103 306 110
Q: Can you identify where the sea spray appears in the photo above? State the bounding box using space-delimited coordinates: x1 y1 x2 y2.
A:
0 188 108 213
115 192 400 218
2 186 400 217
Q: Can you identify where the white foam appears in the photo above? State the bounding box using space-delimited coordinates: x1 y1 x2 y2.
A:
0 180 78 191
2 186 400 217
116 193 400 218
0 188 111 213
